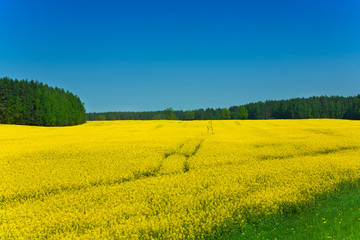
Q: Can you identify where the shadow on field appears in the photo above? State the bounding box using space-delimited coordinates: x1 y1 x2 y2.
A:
214 179 360 240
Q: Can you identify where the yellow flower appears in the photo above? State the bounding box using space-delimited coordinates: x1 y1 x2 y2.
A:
1 119 360 239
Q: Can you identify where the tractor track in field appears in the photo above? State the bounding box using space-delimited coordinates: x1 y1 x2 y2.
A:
0 123 213 206
258 146 359 162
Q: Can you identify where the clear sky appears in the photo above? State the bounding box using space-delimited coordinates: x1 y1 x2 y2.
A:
1 0 360 112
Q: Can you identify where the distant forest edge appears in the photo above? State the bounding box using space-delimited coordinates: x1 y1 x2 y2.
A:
87 95 360 121
1 76 360 124
0 77 86 126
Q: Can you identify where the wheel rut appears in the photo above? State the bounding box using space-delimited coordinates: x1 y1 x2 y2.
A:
1 123 212 206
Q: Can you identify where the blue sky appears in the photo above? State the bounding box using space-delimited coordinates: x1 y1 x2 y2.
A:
1 0 360 112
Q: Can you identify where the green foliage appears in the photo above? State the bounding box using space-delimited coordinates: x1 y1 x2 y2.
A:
184 110 195 120
230 106 248 119
0 77 86 126
152 114 163 120
238 106 248 119
244 95 360 120
87 95 360 121
221 108 231 119
98 115 106 121
164 108 177 120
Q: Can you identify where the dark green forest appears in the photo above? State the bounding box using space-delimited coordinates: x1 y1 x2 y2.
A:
2 76 359 124
0 77 86 126
87 95 360 121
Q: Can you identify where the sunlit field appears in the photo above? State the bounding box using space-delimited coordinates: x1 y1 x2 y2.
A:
1 119 360 239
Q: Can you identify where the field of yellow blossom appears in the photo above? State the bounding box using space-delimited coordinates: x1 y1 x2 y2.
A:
1 119 360 239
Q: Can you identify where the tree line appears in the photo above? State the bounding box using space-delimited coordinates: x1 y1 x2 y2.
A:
0 77 86 126
244 95 360 120
87 95 360 121
87 107 242 121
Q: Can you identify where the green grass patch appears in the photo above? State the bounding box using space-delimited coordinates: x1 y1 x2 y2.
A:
223 187 360 240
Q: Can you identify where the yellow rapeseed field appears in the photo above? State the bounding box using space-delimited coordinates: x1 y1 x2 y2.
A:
1 119 360 239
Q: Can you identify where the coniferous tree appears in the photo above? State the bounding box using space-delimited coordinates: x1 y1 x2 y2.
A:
0 77 86 126
86 95 360 121
184 110 195 120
